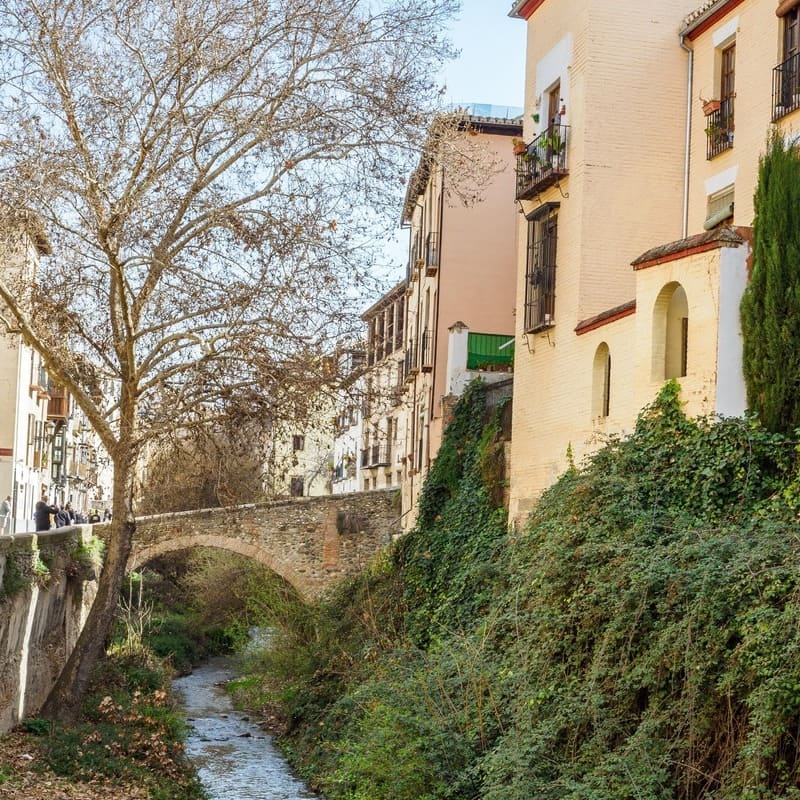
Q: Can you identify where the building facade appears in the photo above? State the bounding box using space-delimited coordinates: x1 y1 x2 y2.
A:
397 113 521 528
506 0 793 523
1 214 114 530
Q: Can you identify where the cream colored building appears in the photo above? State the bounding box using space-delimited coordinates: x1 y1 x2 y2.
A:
359 284 407 494
505 0 787 523
330 346 367 495
1 213 114 528
0 213 54 531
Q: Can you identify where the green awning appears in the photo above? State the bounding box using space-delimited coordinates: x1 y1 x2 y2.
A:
466 332 514 370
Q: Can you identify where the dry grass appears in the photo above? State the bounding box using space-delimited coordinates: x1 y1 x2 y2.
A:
0 729 148 799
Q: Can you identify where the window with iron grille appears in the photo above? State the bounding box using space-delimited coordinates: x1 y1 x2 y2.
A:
775 7 800 116
524 203 559 333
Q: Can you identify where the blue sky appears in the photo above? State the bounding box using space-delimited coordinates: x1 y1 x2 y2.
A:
377 3 527 279
440 1 526 112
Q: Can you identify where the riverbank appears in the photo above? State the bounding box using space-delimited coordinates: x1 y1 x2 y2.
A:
0 728 149 799
0 648 206 800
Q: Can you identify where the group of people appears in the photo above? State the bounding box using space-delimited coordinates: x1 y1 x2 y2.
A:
0 493 111 534
33 495 111 532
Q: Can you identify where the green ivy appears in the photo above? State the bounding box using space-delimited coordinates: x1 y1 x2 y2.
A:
239 380 800 800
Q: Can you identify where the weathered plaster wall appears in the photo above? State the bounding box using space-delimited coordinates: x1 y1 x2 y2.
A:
0 526 98 733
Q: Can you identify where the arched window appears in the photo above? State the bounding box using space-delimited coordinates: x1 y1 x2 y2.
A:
652 283 688 380
592 343 611 419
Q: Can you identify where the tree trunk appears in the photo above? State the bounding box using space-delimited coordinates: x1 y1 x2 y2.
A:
40 458 134 723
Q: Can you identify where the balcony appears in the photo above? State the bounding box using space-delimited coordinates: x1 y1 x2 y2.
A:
404 342 419 381
773 53 800 120
48 386 70 420
389 380 405 404
705 98 734 159
421 329 434 372
515 123 569 200
362 444 391 468
425 232 439 276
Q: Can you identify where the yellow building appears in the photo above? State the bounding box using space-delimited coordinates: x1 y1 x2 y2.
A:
506 0 788 523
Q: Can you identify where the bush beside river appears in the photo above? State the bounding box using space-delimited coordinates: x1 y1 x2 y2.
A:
237 380 800 800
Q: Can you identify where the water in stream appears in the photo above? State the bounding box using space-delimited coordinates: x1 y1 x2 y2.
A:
173 657 319 800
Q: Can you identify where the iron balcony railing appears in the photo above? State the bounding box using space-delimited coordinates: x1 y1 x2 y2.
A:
404 341 419 380
362 444 391 468
705 97 734 159
515 123 570 200
421 329 434 370
773 52 800 120
425 232 439 274
371 444 391 467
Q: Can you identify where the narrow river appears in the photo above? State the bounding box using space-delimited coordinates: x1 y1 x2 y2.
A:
173 657 320 800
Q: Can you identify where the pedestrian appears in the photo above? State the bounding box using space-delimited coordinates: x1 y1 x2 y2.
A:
103 508 112 521
65 502 76 523
55 505 70 527
88 508 101 523
34 494 57 532
0 495 10 534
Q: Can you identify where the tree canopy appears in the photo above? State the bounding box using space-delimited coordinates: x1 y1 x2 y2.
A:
0 0 458 720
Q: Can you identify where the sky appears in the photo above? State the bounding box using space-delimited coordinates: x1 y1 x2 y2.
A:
440 1 527 113
379 2 527 278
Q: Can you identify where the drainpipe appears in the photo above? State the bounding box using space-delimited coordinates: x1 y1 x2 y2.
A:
680 34 693 240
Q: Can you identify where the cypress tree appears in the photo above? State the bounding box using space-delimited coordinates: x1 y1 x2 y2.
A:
740 133 800 434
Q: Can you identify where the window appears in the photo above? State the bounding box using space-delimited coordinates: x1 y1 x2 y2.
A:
375 313 385 362
547 81 562 126
524 204 559 332
366 318 376 366
707 42 735 158
592 343 611 419
289 476 304 497
704 186 734 230
720 43 735 127
292 434 305 452
395 296 405 351
775 6 800 116
386 306 395 354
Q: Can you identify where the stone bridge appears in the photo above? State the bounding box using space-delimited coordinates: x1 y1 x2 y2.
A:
124 489 401 600
0 490 399 731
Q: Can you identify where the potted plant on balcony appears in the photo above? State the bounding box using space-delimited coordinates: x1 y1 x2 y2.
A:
512 137 528 156
702 97 721 116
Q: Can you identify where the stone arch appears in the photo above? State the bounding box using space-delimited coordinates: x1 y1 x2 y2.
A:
652 282 689 381
128 534 312 600
591 342 611 419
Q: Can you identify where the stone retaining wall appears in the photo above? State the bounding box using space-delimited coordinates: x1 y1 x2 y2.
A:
0 526 99 732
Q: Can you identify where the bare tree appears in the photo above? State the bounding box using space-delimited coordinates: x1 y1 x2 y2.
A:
0 0 457 721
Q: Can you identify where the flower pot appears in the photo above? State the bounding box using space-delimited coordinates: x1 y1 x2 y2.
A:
702 99 721 116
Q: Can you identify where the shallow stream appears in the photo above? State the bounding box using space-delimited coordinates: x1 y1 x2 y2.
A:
173 657 319 800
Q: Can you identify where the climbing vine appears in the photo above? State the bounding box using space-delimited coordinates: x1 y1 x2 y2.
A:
243 381 800 800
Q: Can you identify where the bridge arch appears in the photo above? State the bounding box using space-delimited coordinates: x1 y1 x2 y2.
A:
129 534 309 599
124 491 399 601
